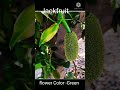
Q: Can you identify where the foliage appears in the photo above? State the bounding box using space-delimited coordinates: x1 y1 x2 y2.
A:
0 1 34 90
35 12 81 79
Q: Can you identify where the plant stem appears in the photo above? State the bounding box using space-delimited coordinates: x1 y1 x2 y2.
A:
62 19 71 33
57 19 62 25
58 12 71 33
73 61 77 78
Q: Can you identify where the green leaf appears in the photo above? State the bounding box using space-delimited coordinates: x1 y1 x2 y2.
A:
35 30 40 38
35 12 43 25
35 21 41 31
50 64 55 71
39 23 59 47
67 72 74 79
41 60 47 66
35 63 43 70
64 61 70 68
9 4 35 49
43 66 50 79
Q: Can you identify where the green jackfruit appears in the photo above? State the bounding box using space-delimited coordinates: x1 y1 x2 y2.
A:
64 31 78 61
86 13 104 82
52 70 60 79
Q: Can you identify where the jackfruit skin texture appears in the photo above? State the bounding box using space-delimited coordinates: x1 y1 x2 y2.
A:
86 13 104 82
64 31 78 61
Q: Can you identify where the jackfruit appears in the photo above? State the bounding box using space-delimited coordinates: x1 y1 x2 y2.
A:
52 70 60 79
86 13 104 82
64 31 78 61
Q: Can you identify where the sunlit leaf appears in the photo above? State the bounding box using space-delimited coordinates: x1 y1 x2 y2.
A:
35 63 43 70
39 23 59 47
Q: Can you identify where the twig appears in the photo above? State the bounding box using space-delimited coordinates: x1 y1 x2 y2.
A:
73 61 77 78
